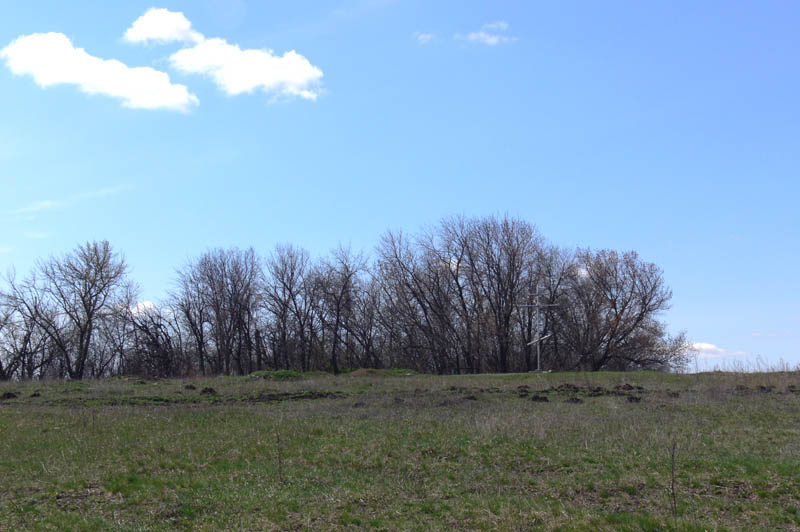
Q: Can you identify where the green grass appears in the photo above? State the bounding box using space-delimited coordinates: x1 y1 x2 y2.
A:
1 371 799 531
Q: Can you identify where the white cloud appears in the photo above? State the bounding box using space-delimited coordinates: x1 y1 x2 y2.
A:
130 300 157 316
23 231 49 240
125 8 323 101
124 8 204 45
1 32 198 111
169 38 323 100
459 21 516 46
414 32 435 45
691 342 747 359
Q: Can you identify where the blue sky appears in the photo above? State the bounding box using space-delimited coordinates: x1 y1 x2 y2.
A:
1 1 798 370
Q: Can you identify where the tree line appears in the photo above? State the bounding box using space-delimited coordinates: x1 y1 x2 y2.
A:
0 215 689 380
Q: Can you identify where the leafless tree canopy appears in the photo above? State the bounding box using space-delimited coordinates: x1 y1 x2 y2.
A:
0 216 689 379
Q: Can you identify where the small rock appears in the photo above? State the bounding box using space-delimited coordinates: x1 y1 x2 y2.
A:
530 395 549 402
565 397 584 404
0 392 18 400
184 384 196 391
200 387 217 395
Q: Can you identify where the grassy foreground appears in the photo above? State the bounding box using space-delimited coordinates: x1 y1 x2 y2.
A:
1 370 799 532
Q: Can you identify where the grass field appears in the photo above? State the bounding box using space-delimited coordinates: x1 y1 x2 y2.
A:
1 370 799 531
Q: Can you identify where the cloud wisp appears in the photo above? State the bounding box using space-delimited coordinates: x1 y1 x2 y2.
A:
12 185 130 218
13 199 63 215
1 32 198 111
458 21 516 46
125 8 323 101
414 32 435 45
73 184 133 200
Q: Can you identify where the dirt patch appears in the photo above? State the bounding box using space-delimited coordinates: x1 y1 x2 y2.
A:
614 383 644 392
200 387 217 395
1 392 18 400
552 383 581 394
564 397 584 404
244 390 344 403
542 383 644 400
54 483 105 511
184 384 196 391
530 395 549 402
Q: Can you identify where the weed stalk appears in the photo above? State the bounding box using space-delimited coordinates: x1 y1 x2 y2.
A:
276 432 285 485
669 439 678 519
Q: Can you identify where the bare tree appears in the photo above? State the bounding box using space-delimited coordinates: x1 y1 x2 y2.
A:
518 245 574 371
264 244 310 371
172 248 262 376
314 246 365 374
6 241 131 379
173 264 212 375
554 249 680 371
459 216 540 372
0 295 17 379
124 302 187 377
376 230 460 374
0 215 689 378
